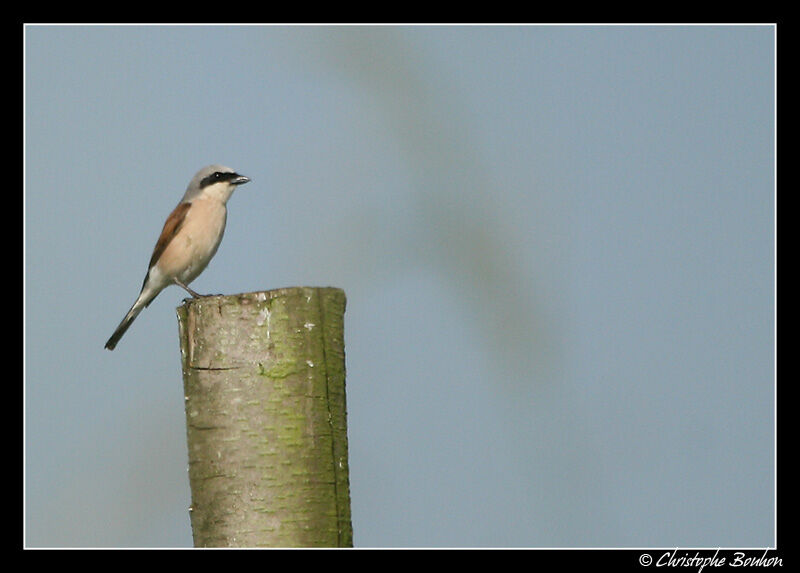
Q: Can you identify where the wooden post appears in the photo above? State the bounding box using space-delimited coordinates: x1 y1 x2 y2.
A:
176 287 352 548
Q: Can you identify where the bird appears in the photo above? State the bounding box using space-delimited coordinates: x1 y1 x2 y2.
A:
104 164 250 350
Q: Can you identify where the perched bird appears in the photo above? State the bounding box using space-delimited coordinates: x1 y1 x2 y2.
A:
104 164 250 350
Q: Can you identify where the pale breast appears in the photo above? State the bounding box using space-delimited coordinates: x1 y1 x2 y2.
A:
158 197 228 284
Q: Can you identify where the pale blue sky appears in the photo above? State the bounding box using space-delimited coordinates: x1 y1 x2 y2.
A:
25 25 775 547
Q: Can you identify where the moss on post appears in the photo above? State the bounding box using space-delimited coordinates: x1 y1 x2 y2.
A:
176 287 352 547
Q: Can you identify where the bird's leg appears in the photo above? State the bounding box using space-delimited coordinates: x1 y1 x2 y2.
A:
174 279 206 298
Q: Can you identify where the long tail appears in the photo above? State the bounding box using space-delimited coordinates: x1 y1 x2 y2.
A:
104 287 158 350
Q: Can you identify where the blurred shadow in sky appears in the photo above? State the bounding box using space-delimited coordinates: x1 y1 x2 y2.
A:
299 27 562 392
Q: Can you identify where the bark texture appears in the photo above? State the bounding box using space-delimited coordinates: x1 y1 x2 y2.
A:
176 287 352 547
